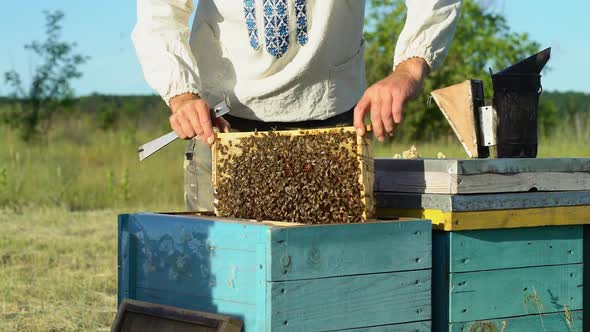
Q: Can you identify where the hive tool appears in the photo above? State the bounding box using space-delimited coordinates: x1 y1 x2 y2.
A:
137 97 231 161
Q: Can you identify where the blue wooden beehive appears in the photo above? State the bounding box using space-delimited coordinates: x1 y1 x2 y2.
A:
433 226 583 331
118 213 432 331
375 158 590 331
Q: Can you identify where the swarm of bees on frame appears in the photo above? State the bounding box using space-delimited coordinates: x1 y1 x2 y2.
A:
215 129 365 224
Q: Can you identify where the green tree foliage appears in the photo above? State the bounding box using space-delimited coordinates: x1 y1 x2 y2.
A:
365 0 553 140
2 10 88 140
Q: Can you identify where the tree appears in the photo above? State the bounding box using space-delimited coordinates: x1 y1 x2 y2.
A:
365 0 551 140
3 10 89 140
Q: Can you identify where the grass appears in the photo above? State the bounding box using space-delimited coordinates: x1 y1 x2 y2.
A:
0 121 588 330
0 208 117 331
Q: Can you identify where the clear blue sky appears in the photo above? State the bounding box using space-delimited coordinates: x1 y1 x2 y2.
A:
1 0 588 97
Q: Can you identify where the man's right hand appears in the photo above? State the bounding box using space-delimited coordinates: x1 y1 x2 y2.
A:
169 93 231 146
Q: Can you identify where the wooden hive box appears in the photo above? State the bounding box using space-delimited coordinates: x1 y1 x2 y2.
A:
118 213 432 331
433 226 583 331
212 127 375 222
375 158 590 331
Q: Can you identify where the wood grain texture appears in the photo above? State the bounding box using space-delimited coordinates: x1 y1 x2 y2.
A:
376 191 590 212
584 225 590 331
432 231 450 332
212 126 375 220
448 264 583 322
375 158 590 194
336 320 431 331
375 158 590 174
112 299 243 332
268 220 431 281
375 170 590 194
118 214 136 306
378 206 590 231
445 226 583 272
124 214 268 303
448 310 583 332
267 270 431 331
134 287 257 331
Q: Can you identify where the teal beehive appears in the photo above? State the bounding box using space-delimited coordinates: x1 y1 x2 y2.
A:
118 213 432 331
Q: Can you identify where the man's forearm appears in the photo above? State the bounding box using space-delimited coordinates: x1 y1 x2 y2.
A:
394 57 430 87
170 93 200 113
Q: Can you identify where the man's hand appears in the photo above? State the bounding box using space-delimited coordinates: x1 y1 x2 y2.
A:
354 57 429 141
169 93 231 146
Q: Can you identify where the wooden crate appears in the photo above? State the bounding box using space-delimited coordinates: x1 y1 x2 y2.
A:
118 213 432 331
212 126 375 220
433 226 584 331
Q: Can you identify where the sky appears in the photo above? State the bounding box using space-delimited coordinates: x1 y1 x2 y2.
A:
0 0 588 97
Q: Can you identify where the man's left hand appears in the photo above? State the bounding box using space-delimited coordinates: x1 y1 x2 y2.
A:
354 57 429 141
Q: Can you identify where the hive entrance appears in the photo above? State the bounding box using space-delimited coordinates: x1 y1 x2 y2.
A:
213 127 374 224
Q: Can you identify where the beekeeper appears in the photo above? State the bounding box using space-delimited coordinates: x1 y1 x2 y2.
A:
132 0 462 211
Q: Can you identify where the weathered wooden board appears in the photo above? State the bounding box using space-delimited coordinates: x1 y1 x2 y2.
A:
376 191 590 212
378 205 590 231
377 158 590 174
340 320 431 331
447 310 582 332
375 158 590 194
448 264 582 322
436 226 583 272
213 126 375 219
268 219 431 281
585 225 590 330
134 287 257 331
112 299 243 332
268 270 431 331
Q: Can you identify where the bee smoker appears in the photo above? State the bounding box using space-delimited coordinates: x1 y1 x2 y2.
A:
492 47 551 158
430 48 551 159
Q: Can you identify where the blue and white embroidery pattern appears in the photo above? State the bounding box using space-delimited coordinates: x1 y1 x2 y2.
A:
294 0 308 46
263 0 290 58
243 0 260 50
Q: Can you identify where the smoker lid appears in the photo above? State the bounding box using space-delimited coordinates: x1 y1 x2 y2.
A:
494 47 551 76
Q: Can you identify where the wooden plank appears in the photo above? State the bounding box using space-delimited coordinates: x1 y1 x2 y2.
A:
448 264 582 322
377 206 590 231
446 226 583 272
121 213 267 303
448 310 583 332
268 220 431 281
375 170 590 194
376 191 590 212
118 214 136 306
126 213 267 250
375 158 590 194
112 299 243 332
267 270 431 331
333 320 431 331
135 287 258 331
375 158 590 174
432 232 450 332
584 225 590 330
135 248 258 302
213 126 375 220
